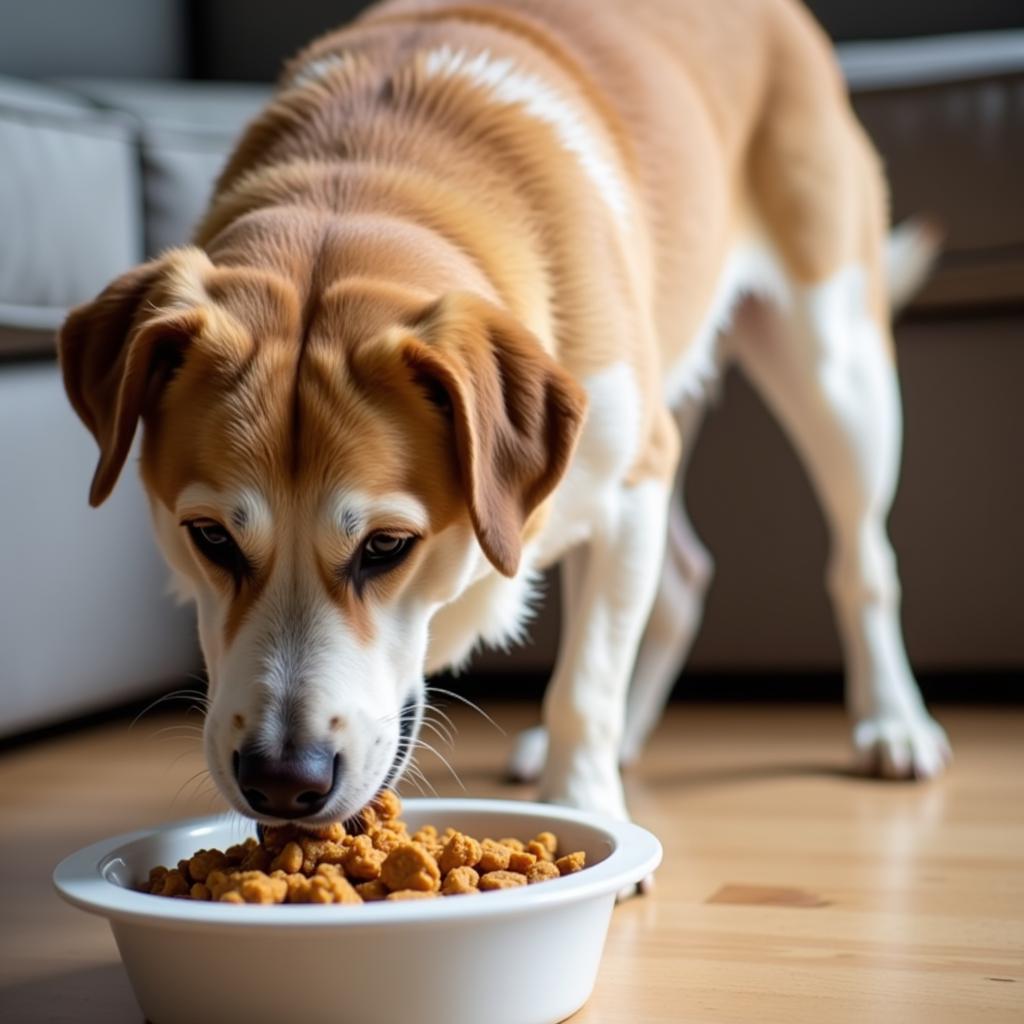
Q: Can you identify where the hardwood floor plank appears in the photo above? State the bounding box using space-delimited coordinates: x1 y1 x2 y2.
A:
0 703 1020 1022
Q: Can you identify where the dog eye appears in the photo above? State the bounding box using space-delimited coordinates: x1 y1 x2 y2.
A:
197 523 229 546
184 519 248 577
363 532 411 563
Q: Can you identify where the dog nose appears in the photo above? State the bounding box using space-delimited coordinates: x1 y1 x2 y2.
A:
234 743 340 818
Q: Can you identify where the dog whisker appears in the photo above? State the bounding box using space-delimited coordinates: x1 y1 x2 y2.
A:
149 724 205 740
167 747 206 772
424 686 505 736
408 738 466 791
420 718 455 750
130 688 210 729
170 766 211 811
403 758 438 797
426 704 458 738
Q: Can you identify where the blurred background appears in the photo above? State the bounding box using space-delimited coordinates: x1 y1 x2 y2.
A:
1 0 1021 743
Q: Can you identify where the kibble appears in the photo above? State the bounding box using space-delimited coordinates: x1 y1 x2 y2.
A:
140 792 586 905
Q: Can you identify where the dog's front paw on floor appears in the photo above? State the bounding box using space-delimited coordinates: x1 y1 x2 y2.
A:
507 725 548 783
539 768 629 822
852 714 952 780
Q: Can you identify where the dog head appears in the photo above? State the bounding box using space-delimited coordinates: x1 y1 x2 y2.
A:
59 244 585 825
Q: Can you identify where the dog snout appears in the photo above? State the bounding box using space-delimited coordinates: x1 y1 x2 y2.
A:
233 742 340 819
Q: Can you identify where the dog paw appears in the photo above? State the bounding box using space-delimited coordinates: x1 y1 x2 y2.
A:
540 758 629 821
507 725 548 783
852 714 951 780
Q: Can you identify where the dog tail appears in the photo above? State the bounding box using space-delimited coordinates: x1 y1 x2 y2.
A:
886 215 943 314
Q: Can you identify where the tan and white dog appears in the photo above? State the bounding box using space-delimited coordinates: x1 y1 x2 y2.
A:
59 0 949 828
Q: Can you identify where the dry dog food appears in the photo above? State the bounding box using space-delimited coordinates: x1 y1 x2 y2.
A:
141 791 586 904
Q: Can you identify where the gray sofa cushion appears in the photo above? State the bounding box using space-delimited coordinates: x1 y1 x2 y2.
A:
56 79 271 253
0 362 201 738
0 77 142 358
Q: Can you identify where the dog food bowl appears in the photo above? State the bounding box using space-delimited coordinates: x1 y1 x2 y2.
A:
54 798 661 1024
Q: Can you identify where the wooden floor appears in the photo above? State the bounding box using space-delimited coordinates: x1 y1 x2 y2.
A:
1 702 1021 1022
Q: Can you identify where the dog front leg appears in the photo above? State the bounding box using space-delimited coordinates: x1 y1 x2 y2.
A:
539 478 670 820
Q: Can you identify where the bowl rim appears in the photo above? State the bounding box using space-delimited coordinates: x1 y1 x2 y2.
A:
53 798 662 930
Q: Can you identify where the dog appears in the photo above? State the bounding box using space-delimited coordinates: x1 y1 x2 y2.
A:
59 0 950 829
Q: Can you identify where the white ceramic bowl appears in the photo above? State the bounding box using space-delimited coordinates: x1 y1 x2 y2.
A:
54 798 661 1024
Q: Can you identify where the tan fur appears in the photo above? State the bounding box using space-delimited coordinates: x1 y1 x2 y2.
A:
59 0 890 658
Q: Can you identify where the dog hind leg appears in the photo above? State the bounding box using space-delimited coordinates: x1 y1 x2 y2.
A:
734 279 950 779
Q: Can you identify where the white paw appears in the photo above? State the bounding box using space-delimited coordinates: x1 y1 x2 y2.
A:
541 782 629 822
540 753 628 821
852 713 952 780
507 725 548 783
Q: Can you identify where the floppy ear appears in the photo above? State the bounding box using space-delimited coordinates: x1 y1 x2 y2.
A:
403 293 587 577
58 256 206 506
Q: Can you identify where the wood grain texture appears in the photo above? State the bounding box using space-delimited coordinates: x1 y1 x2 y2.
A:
0 703 1021 1022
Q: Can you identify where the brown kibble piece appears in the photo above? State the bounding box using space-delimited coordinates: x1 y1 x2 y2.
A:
313 822 346 842
533 832 557 856
358 804 379 832
477 839 511 873
205 870 230 899
284 873 313 902
158 869 190 898
143 865 167 893
261 825 300 851
527 840 553 862
527 860 560 883
239 846 272 873
508 850 537 873
237 871 287 904
368 825 406 854
224 838 258 865
315 841 348 867
143 789 585 906
411 825 438 846
188 849 227 883
438 833 483 874
355 879 390 901
269 841 304 874
372 790 402 820
441 866 480 895
307 876 334 903
381 843 441 892
332 876 364 904
298 837 330 874
343 835 386 880
310 871 363 904
556 851 586 875
478 870 528 891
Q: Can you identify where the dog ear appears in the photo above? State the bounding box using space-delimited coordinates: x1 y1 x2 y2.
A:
59 254 207 506
403 293 587 577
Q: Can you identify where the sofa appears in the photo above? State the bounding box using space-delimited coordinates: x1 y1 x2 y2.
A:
2 1 1021 736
